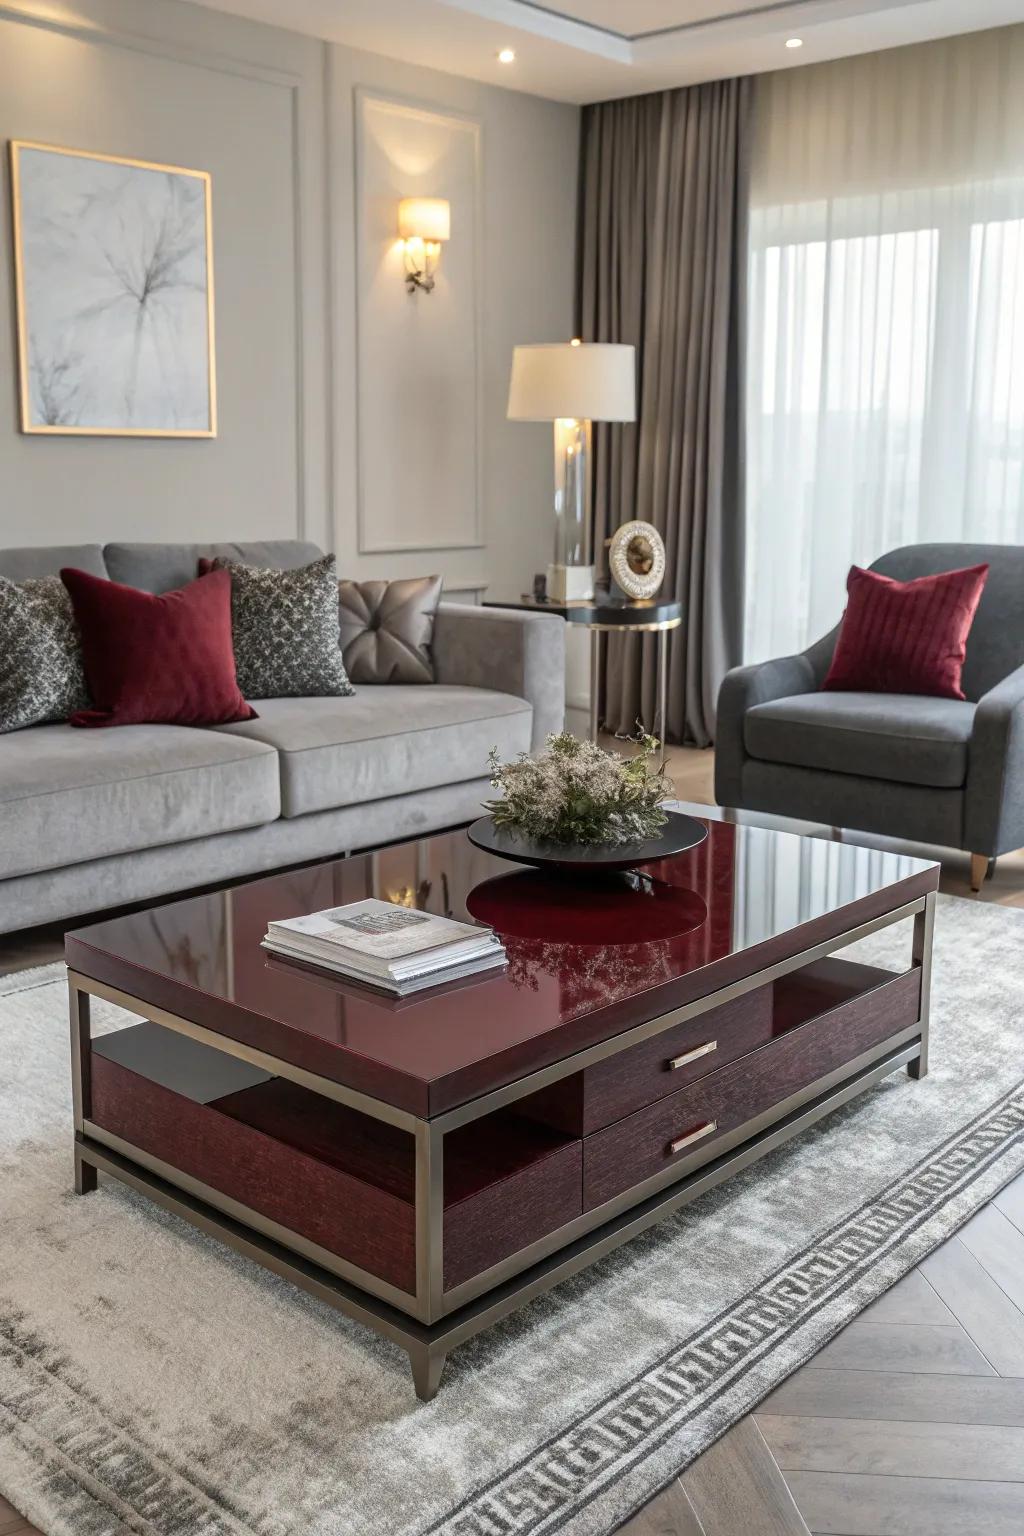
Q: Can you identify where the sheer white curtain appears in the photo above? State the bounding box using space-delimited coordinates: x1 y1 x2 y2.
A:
745 26 1024 662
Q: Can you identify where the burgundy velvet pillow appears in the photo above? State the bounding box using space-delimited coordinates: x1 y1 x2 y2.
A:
824 562 989 700
60 566 256 728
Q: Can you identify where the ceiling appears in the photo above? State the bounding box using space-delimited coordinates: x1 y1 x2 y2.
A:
182 0 1024 101
493 1 839 41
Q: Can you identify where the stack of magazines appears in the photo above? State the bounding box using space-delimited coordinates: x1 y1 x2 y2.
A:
262 898 506 995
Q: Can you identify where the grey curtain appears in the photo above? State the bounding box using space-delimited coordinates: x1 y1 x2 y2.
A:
578 76 752 747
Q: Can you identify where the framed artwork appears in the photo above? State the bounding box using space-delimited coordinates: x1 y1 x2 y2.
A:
9 141 216 437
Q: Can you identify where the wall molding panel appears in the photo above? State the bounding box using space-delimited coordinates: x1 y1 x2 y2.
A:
0 0 329 549
354 89 484 555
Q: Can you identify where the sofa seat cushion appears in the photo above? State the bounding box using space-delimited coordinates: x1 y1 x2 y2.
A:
744 691 976 789
218 686 533 818
0 725 280 880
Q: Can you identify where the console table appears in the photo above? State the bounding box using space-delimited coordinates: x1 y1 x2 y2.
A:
66 816 938 1400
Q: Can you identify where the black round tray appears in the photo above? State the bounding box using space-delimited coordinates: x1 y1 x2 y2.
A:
466 809 708 874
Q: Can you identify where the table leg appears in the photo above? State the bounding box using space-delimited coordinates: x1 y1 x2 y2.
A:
415 1119 444 1324
589 628 602 743
409 1345 448 1402
656 630 669 746
908 889 936 1079
69 980 97 1194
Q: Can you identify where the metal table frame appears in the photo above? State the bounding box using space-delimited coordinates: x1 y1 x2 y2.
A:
69 888 935 1401
482 594 683 743
586 614 681 744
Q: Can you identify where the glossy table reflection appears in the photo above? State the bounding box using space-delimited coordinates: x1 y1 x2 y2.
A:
66 813 939 1116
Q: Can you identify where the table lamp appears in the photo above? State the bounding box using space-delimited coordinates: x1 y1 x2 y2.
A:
507 341 636 602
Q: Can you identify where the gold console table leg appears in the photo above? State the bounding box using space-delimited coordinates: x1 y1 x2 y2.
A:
589 628 602 743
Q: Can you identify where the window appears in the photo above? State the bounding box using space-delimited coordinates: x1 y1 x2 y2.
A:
744 31 1024 661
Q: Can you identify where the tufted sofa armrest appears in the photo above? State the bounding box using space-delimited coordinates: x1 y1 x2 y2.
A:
965 662 1024 857
432 604 565 750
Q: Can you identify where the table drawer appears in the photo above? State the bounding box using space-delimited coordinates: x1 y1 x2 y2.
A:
583 960 920 1210
521 985 773 1137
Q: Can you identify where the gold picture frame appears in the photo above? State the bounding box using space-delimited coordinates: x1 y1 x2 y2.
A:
9 140 217 437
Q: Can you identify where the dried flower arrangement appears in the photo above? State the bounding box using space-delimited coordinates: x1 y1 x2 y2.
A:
486 731 672 847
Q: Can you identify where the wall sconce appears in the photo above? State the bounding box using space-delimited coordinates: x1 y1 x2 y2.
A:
398 197 450 294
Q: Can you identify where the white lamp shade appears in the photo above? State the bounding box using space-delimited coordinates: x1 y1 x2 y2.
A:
507 342 636 422
398 197 451 243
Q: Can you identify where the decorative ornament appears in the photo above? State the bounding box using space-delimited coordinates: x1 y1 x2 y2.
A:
467 731 708 874
608 520 666 601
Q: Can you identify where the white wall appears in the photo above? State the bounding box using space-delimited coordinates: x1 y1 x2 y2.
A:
0 0 331 547
0 0 579 603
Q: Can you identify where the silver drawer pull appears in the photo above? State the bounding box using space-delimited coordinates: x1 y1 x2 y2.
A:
669 1120 718 1155
668 1039 718 1071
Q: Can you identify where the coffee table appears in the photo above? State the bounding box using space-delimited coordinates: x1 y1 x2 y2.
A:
66 809 938 1400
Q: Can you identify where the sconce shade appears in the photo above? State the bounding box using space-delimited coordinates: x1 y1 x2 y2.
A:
398 197 451 243
507 343 636 422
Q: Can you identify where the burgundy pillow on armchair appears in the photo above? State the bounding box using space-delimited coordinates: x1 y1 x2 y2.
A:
60 566 256 727
824 562 989 700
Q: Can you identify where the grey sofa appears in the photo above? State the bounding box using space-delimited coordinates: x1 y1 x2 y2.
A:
715 543 1024 889
0 540 565 935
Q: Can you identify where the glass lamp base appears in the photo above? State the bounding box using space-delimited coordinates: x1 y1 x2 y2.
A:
547 562 595 603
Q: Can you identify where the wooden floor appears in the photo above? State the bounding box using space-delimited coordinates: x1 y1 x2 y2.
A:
620 747 1024 1536
2 745 1023 1536
618 1188 1024 1536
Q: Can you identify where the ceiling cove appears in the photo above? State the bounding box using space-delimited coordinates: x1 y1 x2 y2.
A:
179 0 1024 102
501 0 828 44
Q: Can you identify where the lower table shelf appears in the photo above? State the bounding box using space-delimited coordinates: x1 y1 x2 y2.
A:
90 1026 583 1296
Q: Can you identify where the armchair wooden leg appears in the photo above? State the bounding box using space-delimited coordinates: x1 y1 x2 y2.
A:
970 853 994 892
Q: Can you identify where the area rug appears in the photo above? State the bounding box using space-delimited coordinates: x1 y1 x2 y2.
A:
2 895 1023 1536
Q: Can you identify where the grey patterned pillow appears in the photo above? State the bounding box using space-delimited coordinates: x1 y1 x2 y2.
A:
339 576 442 684
210 555 354 700
0 574 91 733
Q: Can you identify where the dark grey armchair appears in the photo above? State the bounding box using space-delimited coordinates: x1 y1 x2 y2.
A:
715 544 1024 890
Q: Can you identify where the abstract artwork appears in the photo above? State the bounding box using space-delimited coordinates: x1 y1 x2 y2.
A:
9 142 216 436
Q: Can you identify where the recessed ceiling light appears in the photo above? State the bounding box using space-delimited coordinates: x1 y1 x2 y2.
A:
497 47 516 64
785 37 803 48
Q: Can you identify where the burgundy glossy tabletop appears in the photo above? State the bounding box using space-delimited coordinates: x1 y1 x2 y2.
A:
66 811 939 1116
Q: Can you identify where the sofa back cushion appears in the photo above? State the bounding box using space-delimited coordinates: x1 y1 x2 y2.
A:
0 545 107 581
870 544 1024 701
103 541 323 594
